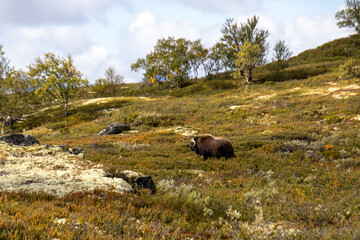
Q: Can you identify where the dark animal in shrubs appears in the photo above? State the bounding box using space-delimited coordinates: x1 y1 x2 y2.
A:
190 134 235 160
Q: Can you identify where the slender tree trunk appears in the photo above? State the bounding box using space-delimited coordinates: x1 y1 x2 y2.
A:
64 102 68 116
245 69 251 92
194 68 199 79
9 118 12 133
248 68 253 82
64 94 69 116
8 109 13 133
0 112 4 135
1 120 4 135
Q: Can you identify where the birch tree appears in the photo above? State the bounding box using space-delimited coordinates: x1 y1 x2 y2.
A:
0 69 30 133
28 53 88 116
233 41 263 91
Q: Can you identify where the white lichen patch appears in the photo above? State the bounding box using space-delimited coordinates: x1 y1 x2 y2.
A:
352 115 360 121
78 97 116 106
327 87 341 93
344 84 360 90
256 93 277 101
333 92 357 99
0 143 132 197
290 87 301 92
302 89 328 96
77 96 153 106
303 84 360 98
246 114 277 126
175 126 198 136
54 218 68 225
229 105 243 110
114 141 150 151
229 105 239 110
164 126 198 137
187 169 205 178
238 221 301 239
101 108 118 114
239 172 301 238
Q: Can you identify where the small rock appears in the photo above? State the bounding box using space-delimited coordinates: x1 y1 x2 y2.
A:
135 175 156 194
98 122 131 136
118 170 156 194
59 145 84 158
0 134 40 146
119 170 142 182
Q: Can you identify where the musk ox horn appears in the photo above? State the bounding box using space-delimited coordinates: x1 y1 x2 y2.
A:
190 134 235 160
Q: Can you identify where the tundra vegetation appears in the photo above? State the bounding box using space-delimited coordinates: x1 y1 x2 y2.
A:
1 5 360 238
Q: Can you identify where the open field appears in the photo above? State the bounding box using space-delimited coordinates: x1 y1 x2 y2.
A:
1 66 360 238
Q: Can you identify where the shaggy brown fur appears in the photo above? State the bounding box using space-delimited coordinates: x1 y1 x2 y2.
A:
190 134 235 160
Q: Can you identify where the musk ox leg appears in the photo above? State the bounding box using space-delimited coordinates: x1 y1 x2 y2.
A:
221 145 235 159
218 148 228 159
225 151 236 159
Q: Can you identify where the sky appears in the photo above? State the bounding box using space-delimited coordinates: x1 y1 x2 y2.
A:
0 0 353 83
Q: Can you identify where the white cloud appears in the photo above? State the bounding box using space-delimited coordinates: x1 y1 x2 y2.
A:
0 0 124 25
128 11 200 57
2 25 90 71
75 48 139 83
20 26 90 54
129 11 156 29
198 25 222 47
160 0 262 13
232 12 351 59
283 14 351 55
74 46 108 80
76 46 108 64
126 11 214 82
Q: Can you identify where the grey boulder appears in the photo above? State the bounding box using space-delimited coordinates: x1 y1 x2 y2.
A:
98 122 131 136
0 134 40 146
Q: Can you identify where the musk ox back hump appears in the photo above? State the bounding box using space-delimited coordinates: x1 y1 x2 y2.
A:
190 134 235 160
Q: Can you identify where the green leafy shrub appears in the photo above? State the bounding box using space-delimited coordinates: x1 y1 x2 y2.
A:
256 65 329 82
122 113 140 124
46 122 66 131
170 83 205 97
339 58 360 80
204 79 236 90
325 115 343 124
133 114 183 127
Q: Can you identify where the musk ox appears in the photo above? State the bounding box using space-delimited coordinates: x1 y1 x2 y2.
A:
190 134 235 160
